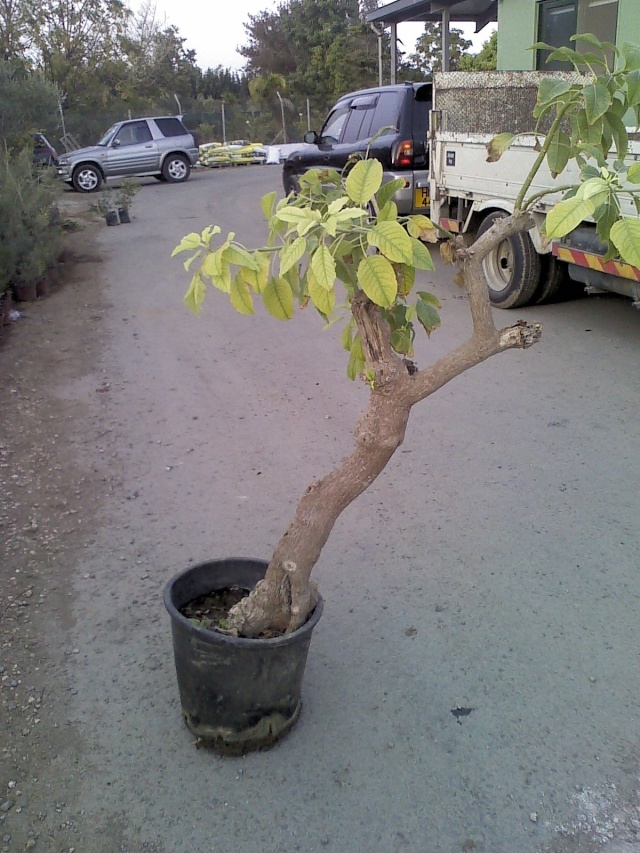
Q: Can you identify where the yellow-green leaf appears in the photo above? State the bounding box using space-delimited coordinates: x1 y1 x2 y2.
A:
610 218 640 267
411 237 435 270
378 201 398 221
275 207 321 234
224 243 258 269
261 191 277 220
486 132 516 163
357 255 398 307
345 159 383 205
263 277 294 320
368 221 413 264
183 272 206 314
376 177 405 211
546 196 597 238
407 214 437 241
546 131 572 177
627 162 640 184
183 251 201 272
311 244 336 291
307 267 335 316
334 207 368 222
346 334 365 381
327 196 349 215
229 274 254 315
240 252 270 293
279 236 307 276
201 249 231 292
172 232 202 256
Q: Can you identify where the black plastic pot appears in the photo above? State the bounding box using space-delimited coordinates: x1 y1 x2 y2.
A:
118 207 131 224
163 558 323 755
105 210 119 226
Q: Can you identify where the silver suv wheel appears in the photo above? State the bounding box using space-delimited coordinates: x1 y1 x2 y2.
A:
72 164 102 193
162 154 190 183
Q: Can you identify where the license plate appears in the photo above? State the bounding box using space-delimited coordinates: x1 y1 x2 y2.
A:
414 187 430 208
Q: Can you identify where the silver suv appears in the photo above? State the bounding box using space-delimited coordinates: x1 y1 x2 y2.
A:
56 116 199 192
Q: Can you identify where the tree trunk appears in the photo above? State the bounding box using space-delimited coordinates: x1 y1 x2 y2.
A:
227 215 542 637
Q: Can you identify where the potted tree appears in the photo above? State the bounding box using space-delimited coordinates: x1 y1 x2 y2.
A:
114 178 140 224
90 188 119 226
168 37 640 754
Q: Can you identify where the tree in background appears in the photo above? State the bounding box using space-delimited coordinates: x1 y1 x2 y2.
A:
459 30 497 71
405 22 472 77
0 59 60 147
241 0 379 128
0 0 30 64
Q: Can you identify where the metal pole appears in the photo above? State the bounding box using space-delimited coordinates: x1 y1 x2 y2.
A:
390 22 397 85
276 91 287 144
221 102 226 145
370 22 384 86
306 98 311 131
442 8 451 72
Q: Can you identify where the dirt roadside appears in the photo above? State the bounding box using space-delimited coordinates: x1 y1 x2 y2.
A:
0 205 125 853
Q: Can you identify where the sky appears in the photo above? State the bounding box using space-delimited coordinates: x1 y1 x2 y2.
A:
145 0 497 73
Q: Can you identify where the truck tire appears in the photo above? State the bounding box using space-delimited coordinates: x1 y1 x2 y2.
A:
532 254 568 304
476 211 541 309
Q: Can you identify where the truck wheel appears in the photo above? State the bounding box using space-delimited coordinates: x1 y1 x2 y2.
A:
283 173 300 197
162 154 190 183
72 164 102 193
476 211 541 309
532 254 568 304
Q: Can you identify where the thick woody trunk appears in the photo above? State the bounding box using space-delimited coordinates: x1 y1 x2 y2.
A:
227 214 542 638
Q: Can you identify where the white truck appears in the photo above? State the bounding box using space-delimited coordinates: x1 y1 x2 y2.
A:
426 71 640 309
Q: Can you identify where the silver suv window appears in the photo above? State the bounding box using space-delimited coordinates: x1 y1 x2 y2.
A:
154 117 188 137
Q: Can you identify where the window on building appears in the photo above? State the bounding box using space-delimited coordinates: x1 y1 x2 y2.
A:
536 0 618 70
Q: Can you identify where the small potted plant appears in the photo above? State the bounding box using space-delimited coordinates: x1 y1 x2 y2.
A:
114 178 140 224
168 39 640 755
90 188 119 226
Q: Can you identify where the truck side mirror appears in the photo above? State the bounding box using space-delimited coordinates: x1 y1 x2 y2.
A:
303 131 318 144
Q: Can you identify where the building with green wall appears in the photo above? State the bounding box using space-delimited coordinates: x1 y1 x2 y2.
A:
497 0 640 71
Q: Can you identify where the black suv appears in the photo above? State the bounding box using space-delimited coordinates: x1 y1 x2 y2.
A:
282 82 431 214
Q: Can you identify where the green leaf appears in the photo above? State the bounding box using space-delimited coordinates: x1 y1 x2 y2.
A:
537 78 573 105
486 132 516 163
604 113 628 158
411 237 435 270
367 221 413 264
279 236 307 276
357 255 398 307
397 263 415 296
416 298 441 337
341 319 354 352
416 290 442 309
571 32 604 50
546 196 597 238
346 334 365 381
594 198 620 245
307 267 335 316
610 219 640 267
620 43 640 73
584 83 612 124
172 232 202 256
261 191 277 220
376 177 406 211
546 131 572 177
183 272 206 314
625 69 640 106
229 274 254 315
263 277 295 320
310 244 336 291
345 159 383 205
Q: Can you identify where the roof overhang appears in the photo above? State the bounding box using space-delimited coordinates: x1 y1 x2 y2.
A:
366 0 498 33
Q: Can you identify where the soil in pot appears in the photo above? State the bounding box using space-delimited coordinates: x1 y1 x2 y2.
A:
164 558 323 755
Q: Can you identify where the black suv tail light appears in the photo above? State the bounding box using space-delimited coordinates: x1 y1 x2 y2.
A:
392 139 413 168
